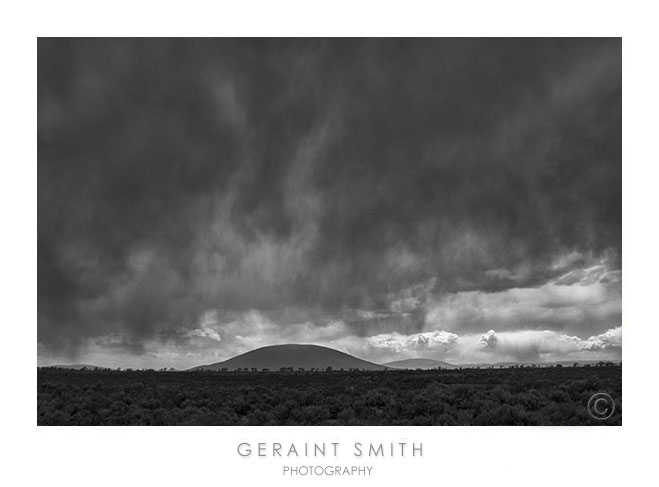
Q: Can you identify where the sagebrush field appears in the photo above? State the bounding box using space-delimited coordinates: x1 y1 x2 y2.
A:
37 365 621 426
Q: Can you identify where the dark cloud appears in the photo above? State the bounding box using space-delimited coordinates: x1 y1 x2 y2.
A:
38 38 621 358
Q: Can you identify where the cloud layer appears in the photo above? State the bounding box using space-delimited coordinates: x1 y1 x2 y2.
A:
38 39 621 367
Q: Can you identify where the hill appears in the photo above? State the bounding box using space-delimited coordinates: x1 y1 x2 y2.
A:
190 344 388 371
383 358 457 369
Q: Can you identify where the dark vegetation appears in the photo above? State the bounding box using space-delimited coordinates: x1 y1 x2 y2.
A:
38 365 621 426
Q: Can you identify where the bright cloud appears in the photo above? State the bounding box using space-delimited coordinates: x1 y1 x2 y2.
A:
368 330 459 353
477 326 622 362
424 276 621 337
185 327 222 342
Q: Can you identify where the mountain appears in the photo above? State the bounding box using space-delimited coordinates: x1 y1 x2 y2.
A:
190 344 388 371
383 358 457 370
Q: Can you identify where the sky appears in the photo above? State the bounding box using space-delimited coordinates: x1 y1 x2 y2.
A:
38 38 621 369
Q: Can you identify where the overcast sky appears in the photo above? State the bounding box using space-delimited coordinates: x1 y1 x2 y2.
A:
38 38 621 368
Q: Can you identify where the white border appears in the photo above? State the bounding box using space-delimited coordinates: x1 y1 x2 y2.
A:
2 1 658 486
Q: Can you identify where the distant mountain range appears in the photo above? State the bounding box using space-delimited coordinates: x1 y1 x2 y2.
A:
190 344 388 371
40 346 621 372
383 358 457 369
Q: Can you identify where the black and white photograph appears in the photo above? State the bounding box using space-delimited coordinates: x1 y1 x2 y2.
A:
10 2 659 486
37 37 622 426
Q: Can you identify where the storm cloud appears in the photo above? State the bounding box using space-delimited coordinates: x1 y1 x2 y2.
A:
38 38 621 367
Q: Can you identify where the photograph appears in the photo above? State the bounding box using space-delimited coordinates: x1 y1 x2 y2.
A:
37 37 621 426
